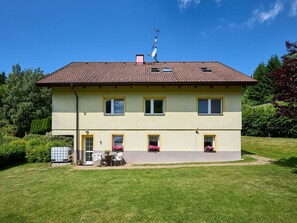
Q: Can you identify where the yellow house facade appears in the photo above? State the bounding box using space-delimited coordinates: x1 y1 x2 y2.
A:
37 56 256 164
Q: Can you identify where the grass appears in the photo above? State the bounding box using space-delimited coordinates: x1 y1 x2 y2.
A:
242 136 297 168
242 136 297 160
0 136 296 223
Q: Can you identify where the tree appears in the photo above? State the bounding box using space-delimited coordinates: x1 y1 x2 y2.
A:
245 63 273 105
0 71 6 84
0 64 51 137
272 41 297 120
244 55 282 106
266 55 282 75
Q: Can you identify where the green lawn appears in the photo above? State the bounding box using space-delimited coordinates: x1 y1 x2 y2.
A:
242 136 297 168
0 136 296 223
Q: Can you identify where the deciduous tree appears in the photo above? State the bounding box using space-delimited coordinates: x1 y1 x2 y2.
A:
272 41 297 121
0 64 51 136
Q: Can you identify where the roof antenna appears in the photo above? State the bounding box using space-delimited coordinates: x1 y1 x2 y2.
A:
148 29 159 62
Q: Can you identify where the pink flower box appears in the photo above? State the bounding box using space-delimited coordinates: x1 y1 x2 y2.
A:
113 145 123 150
149 145 160 150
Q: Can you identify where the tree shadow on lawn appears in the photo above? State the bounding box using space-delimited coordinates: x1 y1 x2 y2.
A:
273 156 297 173
0 161 27 171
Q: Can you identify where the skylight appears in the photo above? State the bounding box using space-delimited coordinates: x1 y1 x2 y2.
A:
200 67 212 72
151 68 160 73
162 67 172 72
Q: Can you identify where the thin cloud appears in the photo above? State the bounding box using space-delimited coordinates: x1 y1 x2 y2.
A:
178 0 221 10
178 0 201 10
215 0 222 7
246 1 284 27
289 0 297 16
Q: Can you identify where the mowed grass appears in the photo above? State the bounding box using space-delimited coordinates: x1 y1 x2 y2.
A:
242 136 297 160
0 162 297 223
242 136 297 168
0 136 297 223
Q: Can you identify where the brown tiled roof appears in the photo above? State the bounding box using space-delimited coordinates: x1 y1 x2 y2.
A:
36 61 256 86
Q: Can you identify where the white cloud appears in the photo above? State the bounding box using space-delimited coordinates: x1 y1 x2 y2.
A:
246 1 284 28
289 0 297 16
178 0 201 10
178 0 222 10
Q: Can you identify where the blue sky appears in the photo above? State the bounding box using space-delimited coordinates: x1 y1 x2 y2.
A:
0 0 296 76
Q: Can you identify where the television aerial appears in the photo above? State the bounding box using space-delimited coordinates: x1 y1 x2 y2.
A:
148 29 160 62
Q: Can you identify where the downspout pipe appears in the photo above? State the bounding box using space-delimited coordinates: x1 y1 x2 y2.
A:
71 83 79 164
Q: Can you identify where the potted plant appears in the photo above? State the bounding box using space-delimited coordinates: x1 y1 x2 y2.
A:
104 150 110 155
77 159 83 165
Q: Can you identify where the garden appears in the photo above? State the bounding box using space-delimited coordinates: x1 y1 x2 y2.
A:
0 136 296 223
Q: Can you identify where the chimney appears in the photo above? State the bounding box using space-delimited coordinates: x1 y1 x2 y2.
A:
136 54 144 65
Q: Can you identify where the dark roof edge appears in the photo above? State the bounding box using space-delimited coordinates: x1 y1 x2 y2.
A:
36 81 257 87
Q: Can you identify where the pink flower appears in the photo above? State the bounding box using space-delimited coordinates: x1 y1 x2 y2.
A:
113 145 123 150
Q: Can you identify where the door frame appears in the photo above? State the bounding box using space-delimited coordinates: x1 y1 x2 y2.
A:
81 135 94 164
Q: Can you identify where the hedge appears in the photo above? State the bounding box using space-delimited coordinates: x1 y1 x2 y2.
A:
30 117 51 135
242 104 297 138
0 134 73 167
0 139 26 167
25 137 71 163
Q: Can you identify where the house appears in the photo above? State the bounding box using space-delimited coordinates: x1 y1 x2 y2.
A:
36 55 256 164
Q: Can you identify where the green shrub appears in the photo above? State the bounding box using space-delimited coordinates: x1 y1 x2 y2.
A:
242 103 297 138
0 139 26 167
30 117 51 135
25 136 71 163
22 134 43 141
25 138 48 163
43 132 73 147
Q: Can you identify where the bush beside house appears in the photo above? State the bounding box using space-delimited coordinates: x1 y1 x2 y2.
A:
0 133 73 167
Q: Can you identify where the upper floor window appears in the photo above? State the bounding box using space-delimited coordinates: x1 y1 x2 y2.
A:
198 98 222 115
105 98 124 115
144 98 165 115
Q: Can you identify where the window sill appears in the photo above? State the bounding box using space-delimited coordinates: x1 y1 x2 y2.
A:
144 113 165 116
148 149 160 152
112 149 124 152
198 113 223 116
104 114 125 116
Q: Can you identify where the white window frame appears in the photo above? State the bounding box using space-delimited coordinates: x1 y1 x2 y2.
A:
104 98 125 115
204 135 216 152
198 98 222 115
148 135 160 151
112 135 124 151
144 98 165 115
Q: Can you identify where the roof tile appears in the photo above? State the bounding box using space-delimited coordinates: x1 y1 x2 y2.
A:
36 61 256 86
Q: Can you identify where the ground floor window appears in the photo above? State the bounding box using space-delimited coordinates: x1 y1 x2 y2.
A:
148 135 160 152
112 135 124 151
204 135 216 152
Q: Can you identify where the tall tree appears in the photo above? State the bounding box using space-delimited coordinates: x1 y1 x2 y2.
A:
272 41 297 136
0 64 51 136
0 71 6 84
245 63 274 105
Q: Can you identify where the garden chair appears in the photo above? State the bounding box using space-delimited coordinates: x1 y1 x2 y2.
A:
111 152 123 166
92 153 103 167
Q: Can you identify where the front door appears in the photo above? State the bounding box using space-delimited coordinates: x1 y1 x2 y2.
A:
84 136 93 164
